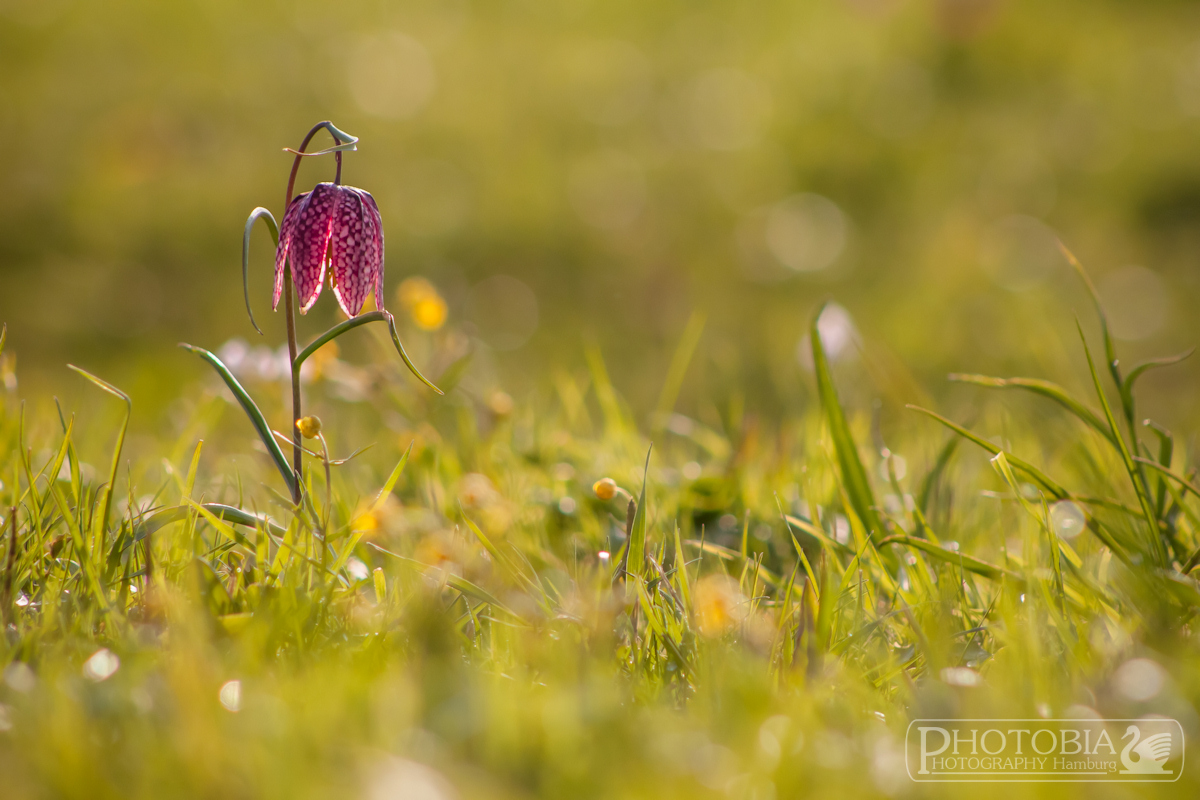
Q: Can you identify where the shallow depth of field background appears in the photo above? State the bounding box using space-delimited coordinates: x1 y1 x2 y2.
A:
2 0 1200 432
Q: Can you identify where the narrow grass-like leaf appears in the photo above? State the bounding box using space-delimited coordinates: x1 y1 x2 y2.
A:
908 403 1132 563
1060 241 1121 388
917 434 958 517
369 442 413 514
682 538 798 595
1143 421 1174 518
948 373 1116 447
293 311 443 394
652 311 705 435
585 344 629 435
1121 350 1194 428
877 535 1023 585
179 343 295 495
367 541 523 620
624 445 653 580
811 302 882 541
67 365 130 556
672 525 691 609
242 207 279 335
906 405 1067 497
131 503 285 544
1077 322 1164 566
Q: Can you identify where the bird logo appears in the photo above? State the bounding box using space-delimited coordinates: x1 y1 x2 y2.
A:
1119 724 1173 775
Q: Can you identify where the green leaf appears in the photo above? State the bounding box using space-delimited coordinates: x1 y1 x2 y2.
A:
1077 321 1165 566
293 310 443 395
906 404 1067 497
242 207 279 336
877 535 1024 586
907 403 1133 563
810 304 882 541
369 442 413 514
948 373 1116 447
622 445 653 580
179 343 295 495
652 311 706 435
917 433 958 517
1121 350 1194 419
131 503 285 545
67 364 130 554
367 541 524 621
1060 241 1121 389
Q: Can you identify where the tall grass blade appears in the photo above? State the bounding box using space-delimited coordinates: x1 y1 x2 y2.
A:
1121 350 1194 428
907 405 1066 497
623 445 652 580
652 311 705 435
67 365 130 556
1060 241 1121 388
810 302 882 541
1077 322 1164 566
948 374 1116 447
370 442 413 514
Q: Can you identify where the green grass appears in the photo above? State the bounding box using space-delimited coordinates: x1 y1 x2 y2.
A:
1 278 1199 799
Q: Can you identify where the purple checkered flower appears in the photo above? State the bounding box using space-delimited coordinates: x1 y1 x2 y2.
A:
273 182 384 317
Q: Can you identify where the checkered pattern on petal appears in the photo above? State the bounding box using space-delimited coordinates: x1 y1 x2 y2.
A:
272 192 306 310
361 190 385 312
329 189 369 317
287 183 343 314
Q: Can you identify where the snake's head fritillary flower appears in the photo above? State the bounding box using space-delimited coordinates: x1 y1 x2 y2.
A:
273 182 384 317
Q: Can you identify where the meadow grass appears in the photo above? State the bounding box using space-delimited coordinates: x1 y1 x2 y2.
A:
0 270 1199 799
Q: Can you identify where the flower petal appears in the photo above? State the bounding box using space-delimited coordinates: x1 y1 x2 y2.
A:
361 190 385 312
273 193 306 310
288 183 341 314
329 188 374 317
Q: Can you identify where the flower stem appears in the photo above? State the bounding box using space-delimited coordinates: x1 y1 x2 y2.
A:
317 432 332 577
283 263 302 505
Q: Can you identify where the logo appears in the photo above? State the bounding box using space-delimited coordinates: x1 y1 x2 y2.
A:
905 718 1183 782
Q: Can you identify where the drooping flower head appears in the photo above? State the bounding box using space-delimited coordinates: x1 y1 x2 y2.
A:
273 182 384 317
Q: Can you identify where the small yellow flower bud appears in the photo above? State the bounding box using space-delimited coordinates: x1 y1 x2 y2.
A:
296 415 322 439
593 478 617 500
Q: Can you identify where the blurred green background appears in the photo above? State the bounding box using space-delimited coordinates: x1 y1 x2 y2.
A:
3 0 1200 427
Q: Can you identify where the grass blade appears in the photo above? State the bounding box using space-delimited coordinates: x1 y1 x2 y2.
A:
369 441 413 514
623 445 652 580
810 302 882 541
652 311 705 435
1121 350 1194 425
948 373 1116 447
907 404 1067 498
1060 241 1121 389
1076 321 1165 566
67 364 130 556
